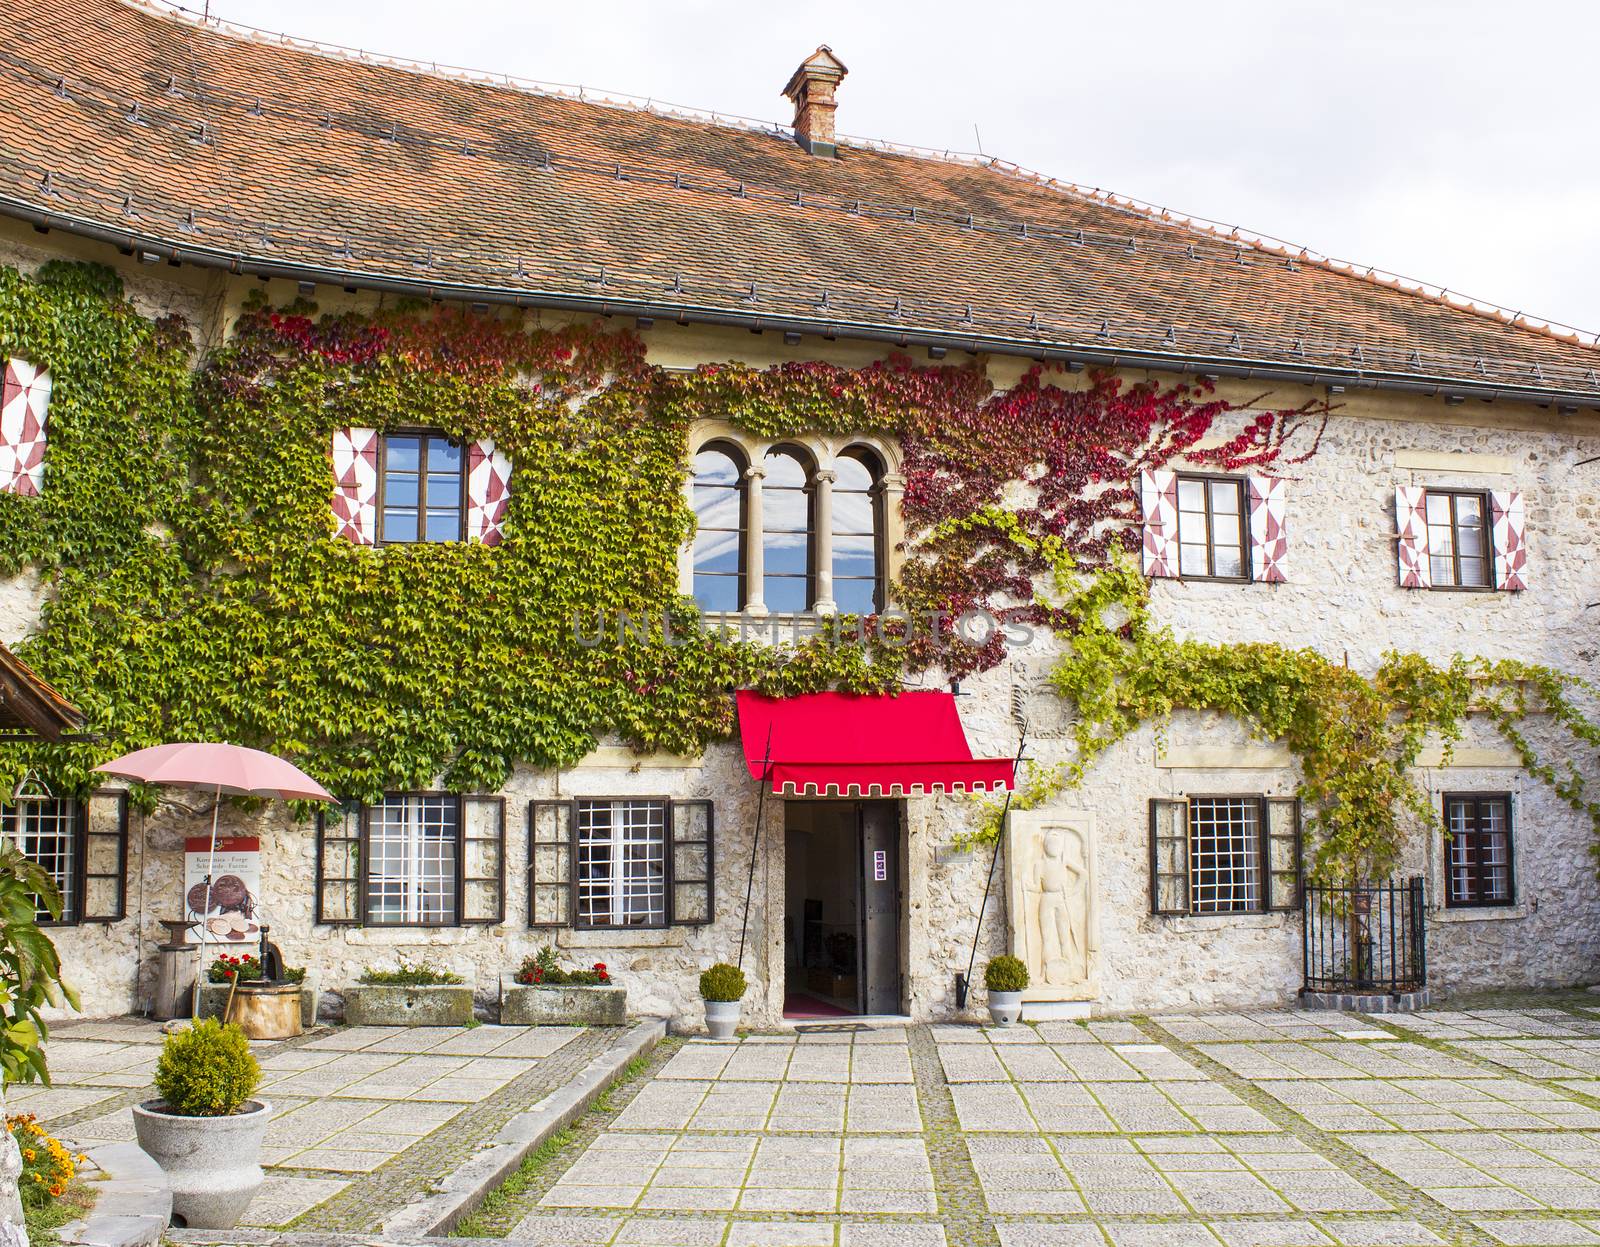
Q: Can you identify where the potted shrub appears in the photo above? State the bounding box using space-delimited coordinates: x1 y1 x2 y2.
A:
131 1019 267 1230
342 958 474 1026
501 947 626 1026
196 955 315 1035
985 955 1029 1026
699 963 746 1040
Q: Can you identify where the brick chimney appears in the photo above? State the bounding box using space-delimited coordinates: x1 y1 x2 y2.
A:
782 46 848 158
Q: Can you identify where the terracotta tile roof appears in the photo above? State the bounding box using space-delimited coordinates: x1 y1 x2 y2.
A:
0 641 84 741
4 0 1599 402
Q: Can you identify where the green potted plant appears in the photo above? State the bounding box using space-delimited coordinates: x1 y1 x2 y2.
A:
984 955 1029 1026
342 957 474 1026
502 947 626 1025
131 1019 266 1229
699 963 747 1040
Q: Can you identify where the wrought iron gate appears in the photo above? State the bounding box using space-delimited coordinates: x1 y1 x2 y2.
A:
1302 876 1426 995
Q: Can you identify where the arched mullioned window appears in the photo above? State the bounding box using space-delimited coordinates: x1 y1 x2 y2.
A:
691 443 746 612
761 445 815 614
832 447 884 614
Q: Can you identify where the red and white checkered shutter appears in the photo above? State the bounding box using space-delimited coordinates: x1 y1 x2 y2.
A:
0 359 50 496
1139 469 1179 578
1490 489 1527 591
1394 485 1431 589
330 427 378 545
466 438 512 547
1247 476 1288 583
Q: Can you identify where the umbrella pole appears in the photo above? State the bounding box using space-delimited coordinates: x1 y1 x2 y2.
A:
191 783 222 1022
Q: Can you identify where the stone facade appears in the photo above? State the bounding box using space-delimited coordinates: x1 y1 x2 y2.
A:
6 224 1600 1031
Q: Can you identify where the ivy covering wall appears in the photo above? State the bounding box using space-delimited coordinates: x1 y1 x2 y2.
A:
1 262 1597 884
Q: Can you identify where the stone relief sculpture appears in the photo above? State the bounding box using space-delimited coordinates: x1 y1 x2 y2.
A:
1005 810 1098 999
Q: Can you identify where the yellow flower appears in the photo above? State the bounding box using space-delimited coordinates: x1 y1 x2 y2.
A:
20 1149 33 1162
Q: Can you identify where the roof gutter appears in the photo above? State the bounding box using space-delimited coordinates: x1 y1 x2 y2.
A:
9 198 1599 412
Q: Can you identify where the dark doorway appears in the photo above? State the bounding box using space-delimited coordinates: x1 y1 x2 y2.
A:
783 800 902 1017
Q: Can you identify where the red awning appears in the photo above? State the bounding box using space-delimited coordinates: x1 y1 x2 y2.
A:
736 690 1015 797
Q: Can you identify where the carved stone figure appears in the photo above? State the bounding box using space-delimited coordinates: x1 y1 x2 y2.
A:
1005 810 1098 1000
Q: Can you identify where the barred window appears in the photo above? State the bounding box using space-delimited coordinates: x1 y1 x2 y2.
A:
1149 795 1299 916
1176 475 1247 580
2 798 77 922
1424 489 1490 589
576 799 667 928
0 793 127 925
1444 793 1514 907
365 794 459 926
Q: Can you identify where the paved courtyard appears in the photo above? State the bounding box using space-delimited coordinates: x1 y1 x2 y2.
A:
26 1018 619 1230
461 997 1600 1247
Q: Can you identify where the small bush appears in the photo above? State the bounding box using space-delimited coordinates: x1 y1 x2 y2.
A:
984 955 1029 993
6 1114 85 1206
514 948 611 986
207 952 263 984
358 957 463 986
154 1019 261 1117
698 963 747 1002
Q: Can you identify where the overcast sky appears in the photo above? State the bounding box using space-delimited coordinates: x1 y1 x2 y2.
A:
198 0 1599 337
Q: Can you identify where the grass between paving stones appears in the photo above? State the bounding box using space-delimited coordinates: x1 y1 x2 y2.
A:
450 1037 680 1238
25 1182 94 1247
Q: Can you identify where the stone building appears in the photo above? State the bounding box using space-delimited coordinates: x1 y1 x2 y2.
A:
1 0 1598 1030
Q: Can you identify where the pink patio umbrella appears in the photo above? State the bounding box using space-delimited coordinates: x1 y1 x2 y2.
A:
95 743 334 1017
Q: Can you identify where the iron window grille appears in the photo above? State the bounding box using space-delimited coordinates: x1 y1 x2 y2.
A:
529 797 713 929
1442 792 1514 907
378 430 467 544
1149 795 1300 916
1175 474 1249 581
1422 488 1492 589
0 791 127 925
314 793 504 927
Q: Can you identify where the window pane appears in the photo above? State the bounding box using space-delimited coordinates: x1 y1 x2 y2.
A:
833 533 877 579
1177 479 1206 512
764 576 809 615
1209 481 1240 514
764 450 808 489
385 436 420 473
694 529 742 574
694 448 741 486
1429 555 1454 585
1179 543 1208 577
835 578 877 615
1455 494 1482 524
1456 523 1484 559
428 439 461 471
428 474 461 508
3 800 78 922
426 510 461 542
694 488 740 532
765 487 808 533
1211 513 1241 549
1458 556 1488 587
832 492 874 536
385 476 419 509
1213 546 1242 579
765 531 809 576
1425 493 1450 525
834 455 874 492
383 510 418 543
694 575 741 613
1188 797 1260 913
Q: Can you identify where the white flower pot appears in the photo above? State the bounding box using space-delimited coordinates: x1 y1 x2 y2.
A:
987 990 1024 1027
132 1099 270 1229
703 997 742 1040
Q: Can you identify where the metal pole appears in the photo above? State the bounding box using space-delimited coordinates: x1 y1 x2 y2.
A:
191 782 222 1021
958 722 1028 1010
736 726 773 971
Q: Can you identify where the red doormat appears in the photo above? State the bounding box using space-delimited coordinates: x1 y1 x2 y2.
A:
783 990 853 1019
